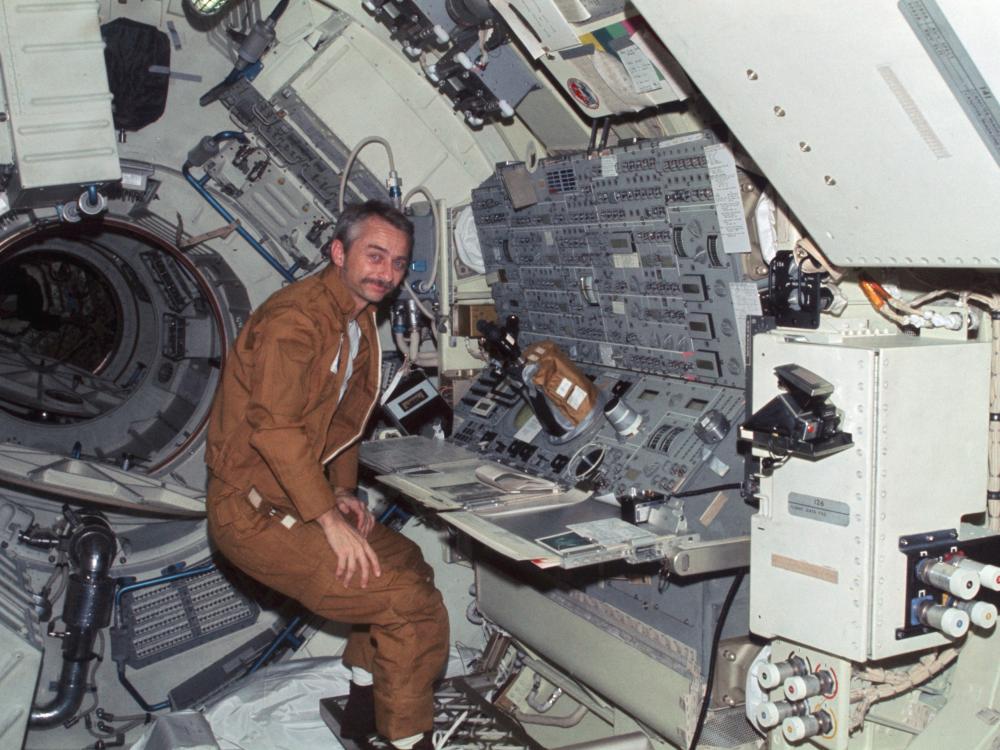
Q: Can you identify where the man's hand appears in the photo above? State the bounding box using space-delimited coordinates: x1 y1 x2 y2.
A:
334 491 375 538
316 508 381 588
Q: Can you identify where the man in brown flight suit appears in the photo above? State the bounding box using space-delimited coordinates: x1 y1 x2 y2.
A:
205 200 448 749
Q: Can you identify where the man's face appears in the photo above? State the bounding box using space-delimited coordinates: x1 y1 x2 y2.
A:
330 217 410 311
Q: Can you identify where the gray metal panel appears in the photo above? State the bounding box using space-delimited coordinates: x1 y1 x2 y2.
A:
636 0 1000 268
0 549 43 750
477 563 702 748
749 332 990 660
0 0 120 199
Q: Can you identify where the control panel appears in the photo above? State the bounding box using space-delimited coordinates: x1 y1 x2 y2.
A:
472 131 750 389
451 131 756 544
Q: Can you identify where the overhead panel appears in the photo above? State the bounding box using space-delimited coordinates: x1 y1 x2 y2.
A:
635 0 1000 268
491 0 691 118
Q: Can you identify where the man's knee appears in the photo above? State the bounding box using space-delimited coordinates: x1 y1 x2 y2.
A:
391 566 445 619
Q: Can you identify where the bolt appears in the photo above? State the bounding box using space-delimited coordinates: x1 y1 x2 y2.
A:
0 112 7 122
746 69 758 80
774 106 786 117
824 175 837 186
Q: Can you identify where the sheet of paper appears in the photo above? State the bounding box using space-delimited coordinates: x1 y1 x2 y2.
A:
704 143 751 254
491 0 580 57
617 43 661 93
727 281 763 359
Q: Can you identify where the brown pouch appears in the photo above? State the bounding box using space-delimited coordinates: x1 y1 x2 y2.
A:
522 340 600 427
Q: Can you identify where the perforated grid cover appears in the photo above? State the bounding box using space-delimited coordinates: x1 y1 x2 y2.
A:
700 706 761 748
119 567 259 668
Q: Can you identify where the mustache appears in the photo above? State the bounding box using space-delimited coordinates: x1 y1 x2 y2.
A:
361 278 394 292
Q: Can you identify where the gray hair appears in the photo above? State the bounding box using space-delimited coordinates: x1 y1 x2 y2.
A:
333 200 414 254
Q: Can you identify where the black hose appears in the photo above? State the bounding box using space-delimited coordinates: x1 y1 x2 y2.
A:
200 0 289 106
688 572 745 750
30 660 90 728
598 118 612 150
267 0 290 21
671 482 744 500
30 513 116 728
587 120 599 153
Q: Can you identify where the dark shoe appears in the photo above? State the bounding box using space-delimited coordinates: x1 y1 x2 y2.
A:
410 733 434 750
339 682 376 740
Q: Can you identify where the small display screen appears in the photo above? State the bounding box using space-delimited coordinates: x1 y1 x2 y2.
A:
398 390 430 412
695 358 717 372
681 283 702 295
689 321 708 332
639 389 660 401
685 397 708 411
536 531 595 553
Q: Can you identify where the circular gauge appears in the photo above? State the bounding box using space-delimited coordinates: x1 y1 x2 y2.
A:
570 443 606 479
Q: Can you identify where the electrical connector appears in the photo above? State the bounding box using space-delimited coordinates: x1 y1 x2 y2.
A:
387 170 402 208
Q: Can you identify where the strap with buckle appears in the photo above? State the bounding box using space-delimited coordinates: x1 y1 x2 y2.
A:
248 487 298 529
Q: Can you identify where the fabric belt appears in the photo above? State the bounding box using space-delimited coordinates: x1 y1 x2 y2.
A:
247 487 298 529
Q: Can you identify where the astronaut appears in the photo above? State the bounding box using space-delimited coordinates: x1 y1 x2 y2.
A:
204 201 449 748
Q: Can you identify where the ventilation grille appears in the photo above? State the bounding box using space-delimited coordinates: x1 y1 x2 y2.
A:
118 566 259 668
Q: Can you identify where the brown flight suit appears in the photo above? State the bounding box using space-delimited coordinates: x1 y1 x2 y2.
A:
204 263 449 740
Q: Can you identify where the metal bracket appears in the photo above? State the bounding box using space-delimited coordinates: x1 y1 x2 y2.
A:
664 535 750 576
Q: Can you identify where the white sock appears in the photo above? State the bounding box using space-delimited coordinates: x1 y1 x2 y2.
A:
351 666 374 687
391 732 424 749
